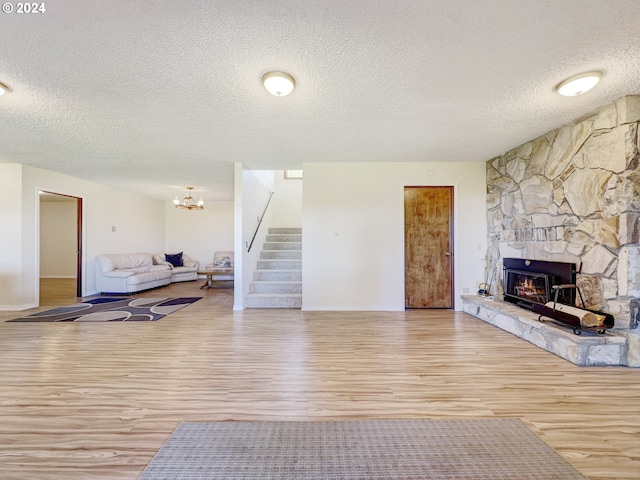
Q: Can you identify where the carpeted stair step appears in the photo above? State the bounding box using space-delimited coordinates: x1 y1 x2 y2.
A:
269 227 302 234
260 250 301 259
244 294 302 308
257 259 302 270
253 270 302 281
266 233 302 243
263 241 302 251
249 281 302 294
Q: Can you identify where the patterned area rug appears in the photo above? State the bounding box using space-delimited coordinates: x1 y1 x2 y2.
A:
138 419 588 479
7 297 201 322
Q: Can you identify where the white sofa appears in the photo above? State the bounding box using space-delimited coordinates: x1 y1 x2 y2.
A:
153 253 199 283
95 253 172 294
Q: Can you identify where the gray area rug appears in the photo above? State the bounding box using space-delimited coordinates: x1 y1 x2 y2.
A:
138 418 588 479
7 297 201 322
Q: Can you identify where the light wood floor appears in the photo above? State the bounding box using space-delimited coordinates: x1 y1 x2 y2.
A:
0 279 638 479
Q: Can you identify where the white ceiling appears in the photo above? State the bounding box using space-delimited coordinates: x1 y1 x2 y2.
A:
1 0 639 202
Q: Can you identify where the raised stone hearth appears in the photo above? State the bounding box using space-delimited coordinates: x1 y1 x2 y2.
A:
461 295 627 366
485 95 640 366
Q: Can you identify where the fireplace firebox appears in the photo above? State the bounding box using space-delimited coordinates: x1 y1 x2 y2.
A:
503 258 576 308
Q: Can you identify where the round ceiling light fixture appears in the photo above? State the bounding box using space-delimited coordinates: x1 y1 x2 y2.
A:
554 71 603 97
262 71 296 97
0 81 10 96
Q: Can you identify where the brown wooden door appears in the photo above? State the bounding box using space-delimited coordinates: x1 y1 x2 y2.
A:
404 186 453 308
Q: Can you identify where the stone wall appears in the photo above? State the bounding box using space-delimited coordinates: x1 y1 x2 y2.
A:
486 95 640 366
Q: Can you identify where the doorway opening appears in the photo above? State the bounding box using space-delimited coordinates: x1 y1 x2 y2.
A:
39 191 83 304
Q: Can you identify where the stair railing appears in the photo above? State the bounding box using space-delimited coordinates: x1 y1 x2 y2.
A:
247 191 274 252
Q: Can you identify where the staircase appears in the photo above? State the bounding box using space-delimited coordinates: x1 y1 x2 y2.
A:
245 227 302 308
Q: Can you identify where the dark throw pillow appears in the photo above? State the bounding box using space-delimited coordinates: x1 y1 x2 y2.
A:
165 252 184 267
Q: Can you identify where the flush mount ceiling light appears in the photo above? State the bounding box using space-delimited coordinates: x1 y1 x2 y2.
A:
554 71 603 96
173 187 204 210
0 81 10 96
262 71 296 97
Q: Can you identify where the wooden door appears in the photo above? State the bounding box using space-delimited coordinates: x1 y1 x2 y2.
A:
404 186 453 308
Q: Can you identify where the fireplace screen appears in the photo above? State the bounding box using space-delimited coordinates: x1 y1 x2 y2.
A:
502 258 576 308
504 269 552 306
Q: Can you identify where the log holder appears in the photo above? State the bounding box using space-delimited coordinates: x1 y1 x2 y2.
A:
532 284 614 335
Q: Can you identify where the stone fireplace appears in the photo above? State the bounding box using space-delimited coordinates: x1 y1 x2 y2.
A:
483 95 640 366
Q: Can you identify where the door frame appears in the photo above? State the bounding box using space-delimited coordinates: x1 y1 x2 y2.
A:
36 189 84 304
403 184 456 309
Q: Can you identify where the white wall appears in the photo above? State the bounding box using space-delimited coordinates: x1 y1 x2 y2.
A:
302 162 487 311
233 163 244 309
0 165 167 309
0 164 24 308
165 200 234 270
40 201 76 278
2 161 485 312
272 171 302 228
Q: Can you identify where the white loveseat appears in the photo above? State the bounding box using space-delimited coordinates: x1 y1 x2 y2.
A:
95 253 172 294
153 253 199 283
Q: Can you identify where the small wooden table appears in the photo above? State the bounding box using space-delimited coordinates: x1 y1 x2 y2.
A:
197 270 233 289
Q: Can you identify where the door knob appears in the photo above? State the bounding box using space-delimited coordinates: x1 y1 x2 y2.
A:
445 252 452 256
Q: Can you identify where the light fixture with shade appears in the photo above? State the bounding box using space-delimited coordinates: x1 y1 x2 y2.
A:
262 71 296 96
173 187 204 210
0 81 10 96
554 71 603 96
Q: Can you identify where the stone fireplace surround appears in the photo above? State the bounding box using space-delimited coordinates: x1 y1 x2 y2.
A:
466 95 640 367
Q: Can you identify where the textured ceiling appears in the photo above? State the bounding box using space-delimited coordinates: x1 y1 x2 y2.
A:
1 0 639 202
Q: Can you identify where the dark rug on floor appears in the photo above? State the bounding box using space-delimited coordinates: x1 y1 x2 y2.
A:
7 297 201 322
137 418 588 480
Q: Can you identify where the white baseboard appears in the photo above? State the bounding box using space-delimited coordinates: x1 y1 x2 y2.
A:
0 303 38 311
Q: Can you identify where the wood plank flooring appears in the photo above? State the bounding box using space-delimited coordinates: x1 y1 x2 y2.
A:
0 279 638 479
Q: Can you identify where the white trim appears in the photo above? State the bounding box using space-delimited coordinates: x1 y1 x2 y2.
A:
36 186 87 303
34 187 41 307
0 303 38 311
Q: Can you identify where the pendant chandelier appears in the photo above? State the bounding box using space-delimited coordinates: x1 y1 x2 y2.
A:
173 187 204 210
